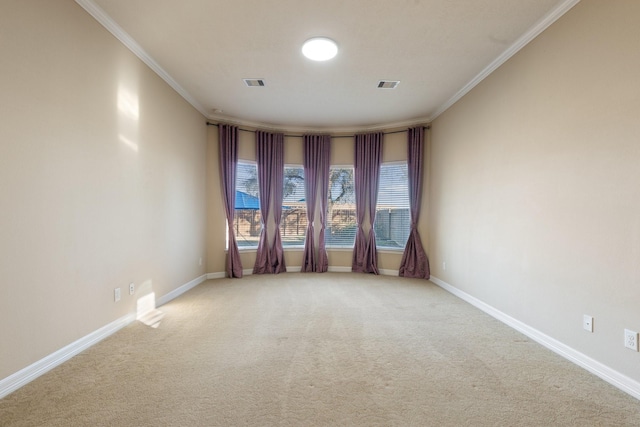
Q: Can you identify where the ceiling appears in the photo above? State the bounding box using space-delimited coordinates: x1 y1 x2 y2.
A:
78 0 578 131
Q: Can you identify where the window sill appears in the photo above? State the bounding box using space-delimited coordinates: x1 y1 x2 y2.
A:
326 247 354 251
228 246 403 254
377 248 405 254
228 246 304 252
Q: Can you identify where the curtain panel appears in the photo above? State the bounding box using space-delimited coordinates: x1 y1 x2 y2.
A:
270 132 286 273
399 126 430 279
301 134 331 273
218 124 243 278
253 130 286 274
316 136 330 272
352 132 382 274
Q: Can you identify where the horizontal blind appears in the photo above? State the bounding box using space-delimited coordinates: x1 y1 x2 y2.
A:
326 167 356 247
281 166 306 247
375 162 410 249
234 162 261 247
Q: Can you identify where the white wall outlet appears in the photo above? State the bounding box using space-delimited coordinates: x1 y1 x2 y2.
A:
129 283 135 295
114 287 121 302
199 257 203 266
583 315 593 332
442 261 446 271
624 329 638 351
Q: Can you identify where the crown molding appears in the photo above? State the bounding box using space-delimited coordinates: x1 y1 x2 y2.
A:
76 0 578 132
428 0 580 122
74 0 209 118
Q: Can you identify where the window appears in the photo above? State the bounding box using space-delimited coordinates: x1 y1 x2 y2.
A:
281 166 307 247
233 162 261 247
375 162 410 249
326 167 356 248
231 163 307 248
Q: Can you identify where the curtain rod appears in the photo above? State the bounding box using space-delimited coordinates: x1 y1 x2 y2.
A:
206 122 430 138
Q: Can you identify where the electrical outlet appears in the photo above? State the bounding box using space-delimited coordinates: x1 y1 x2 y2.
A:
624 329 638 351
442 261 446 271
129 283 135 295
114 287 121 302
199 257 202 266
583 315 593 332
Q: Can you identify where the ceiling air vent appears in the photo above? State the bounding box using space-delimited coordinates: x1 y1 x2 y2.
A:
243 78 265 87
377 80 400 89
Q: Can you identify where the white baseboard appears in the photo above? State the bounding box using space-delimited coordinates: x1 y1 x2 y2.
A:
0 313 135 399
430 275 640 401
379 269 399 276
328 266 352 273
207 267 399 276
0 273 208 400
156 274 207 307
327 266 399 276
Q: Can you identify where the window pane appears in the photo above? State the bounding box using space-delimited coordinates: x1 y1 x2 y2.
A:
327 167 356 247
281 167 306 247
375 163 410 249
234 162 261 247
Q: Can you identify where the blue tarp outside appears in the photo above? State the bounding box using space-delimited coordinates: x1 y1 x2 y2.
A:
235 190 305 210
235 190 260 210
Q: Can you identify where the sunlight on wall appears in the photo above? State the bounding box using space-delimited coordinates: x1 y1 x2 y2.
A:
118 134 139 152
117 82 140 153
117 85 139 120
136 279 165 328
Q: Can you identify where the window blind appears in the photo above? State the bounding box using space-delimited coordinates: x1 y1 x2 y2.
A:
281 166 306 247
326 167 356 247
375 162 410 249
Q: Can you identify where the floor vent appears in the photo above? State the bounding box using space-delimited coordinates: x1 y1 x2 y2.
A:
243 78 265 87
377 80 400 89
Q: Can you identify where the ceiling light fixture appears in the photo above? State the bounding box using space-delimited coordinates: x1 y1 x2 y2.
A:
302 37 338 61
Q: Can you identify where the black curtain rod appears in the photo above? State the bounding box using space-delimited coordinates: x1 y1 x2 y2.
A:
206 122 430 138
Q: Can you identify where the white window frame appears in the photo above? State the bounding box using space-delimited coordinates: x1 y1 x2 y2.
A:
281 164 306 249
232 160 260 251
326 165 356 249
375 160 410 252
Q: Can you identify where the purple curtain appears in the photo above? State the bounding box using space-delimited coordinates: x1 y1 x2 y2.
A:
270 133 286 273
363 133 381 274
253 130 286 274
218 124 243 278
316 136 330 273
301 136 318 272
301 134 331 273
399 127 430 279
253 131 273 274
352 136 368 273
352 132 382 274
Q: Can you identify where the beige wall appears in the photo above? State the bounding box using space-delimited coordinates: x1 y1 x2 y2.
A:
0 1 207 379
429 0 640 381
206 129 419 273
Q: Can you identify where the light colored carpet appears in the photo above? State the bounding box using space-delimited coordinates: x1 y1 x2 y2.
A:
1 273 639 426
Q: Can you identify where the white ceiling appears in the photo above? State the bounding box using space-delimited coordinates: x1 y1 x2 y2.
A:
78 0 578 131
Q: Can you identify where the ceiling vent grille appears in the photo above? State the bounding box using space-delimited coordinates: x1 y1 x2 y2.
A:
243 78 265 87
377 80 400 89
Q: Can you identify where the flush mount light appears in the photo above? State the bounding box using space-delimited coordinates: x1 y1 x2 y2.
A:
302 37 338 61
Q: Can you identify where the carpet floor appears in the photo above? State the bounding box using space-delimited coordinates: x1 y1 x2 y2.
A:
1 273 639 426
